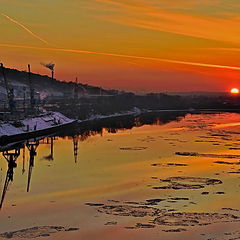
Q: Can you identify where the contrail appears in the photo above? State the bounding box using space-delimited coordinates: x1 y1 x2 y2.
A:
1 43 240 71
1 13 52 46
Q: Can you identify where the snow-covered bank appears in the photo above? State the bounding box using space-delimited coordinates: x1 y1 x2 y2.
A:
0 112 75 138
79 107 240 124
21 112 74 132
81 107 143 122
79 107 196 123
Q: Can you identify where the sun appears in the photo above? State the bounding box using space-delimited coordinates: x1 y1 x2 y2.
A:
230 88 239 94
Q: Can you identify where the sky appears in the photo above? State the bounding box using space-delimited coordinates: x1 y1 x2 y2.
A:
0 0 240 92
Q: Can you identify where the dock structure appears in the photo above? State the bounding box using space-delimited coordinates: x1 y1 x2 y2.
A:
0 111 77 145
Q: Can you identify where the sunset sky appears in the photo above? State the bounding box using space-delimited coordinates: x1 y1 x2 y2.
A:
0 0 240 92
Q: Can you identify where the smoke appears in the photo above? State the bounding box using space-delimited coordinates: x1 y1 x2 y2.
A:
41 62 55 71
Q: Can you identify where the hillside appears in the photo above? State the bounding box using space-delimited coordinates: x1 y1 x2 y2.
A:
0 67 118 100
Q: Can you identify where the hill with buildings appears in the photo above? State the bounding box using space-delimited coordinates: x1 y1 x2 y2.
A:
0 67 118 101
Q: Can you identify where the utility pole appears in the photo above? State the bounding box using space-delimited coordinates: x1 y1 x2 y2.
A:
28 64 35 112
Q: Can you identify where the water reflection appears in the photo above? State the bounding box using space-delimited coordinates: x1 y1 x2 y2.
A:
74 111 186 139
22 145 26 175
0 111 186 210
26 140 39 192
0 147 21 209
73 135 79 163
42 137 55 161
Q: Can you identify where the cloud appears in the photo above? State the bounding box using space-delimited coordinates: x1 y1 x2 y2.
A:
90 0 240 44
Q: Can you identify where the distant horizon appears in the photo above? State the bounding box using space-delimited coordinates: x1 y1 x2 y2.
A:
2 64 237 95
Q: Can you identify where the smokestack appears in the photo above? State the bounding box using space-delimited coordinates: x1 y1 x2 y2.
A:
41 62 55 80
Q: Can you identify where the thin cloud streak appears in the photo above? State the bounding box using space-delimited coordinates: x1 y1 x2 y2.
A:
1 43 240 71
93 0 153 10
202 48 240 52
105 15 240 44
91 0 240 44
1 13 52 46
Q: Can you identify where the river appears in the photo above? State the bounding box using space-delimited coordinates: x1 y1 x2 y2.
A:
0 112 239 240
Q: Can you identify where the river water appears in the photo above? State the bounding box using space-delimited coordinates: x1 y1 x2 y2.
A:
0 112 239 240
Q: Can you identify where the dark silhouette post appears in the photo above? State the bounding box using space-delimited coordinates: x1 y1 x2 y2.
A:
51 69 54 80
73 135 79 163
22 145 26 175
26 140 39 192
28 64 35 112
50 137 54 160
0 148 20 209
43 137 54 161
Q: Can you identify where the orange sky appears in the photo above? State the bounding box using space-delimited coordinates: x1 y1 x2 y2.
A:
0 0 240 92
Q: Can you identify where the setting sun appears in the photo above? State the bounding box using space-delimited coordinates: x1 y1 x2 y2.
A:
230 88 239 94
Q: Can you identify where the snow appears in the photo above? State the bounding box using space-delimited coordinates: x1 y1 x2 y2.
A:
82 107 144 122
0 112 75 137
0 108 144 138
0 123 23 136
21 112 74 132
